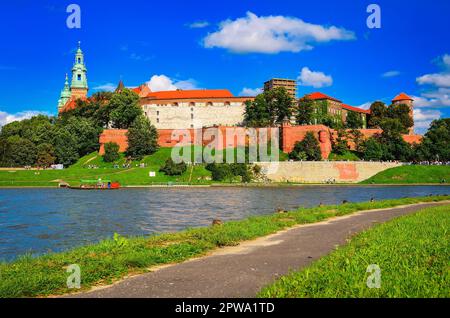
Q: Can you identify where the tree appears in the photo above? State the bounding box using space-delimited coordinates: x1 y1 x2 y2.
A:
64 117 101 156
346 111 364 129
296 97 314 125
159 158 187 176
361 137 384 161
333 129 349 155
368 101 387 128
5 136 37 166
53 128 79 166
109 89 142 129
415 118 450 161
36 143 56 167
103 142 120 162
126 115 159 159
244 87 293 127
387 103 413 132
349 129 364 153
289 132 322 161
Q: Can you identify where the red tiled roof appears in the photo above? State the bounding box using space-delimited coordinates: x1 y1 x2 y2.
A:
59 97 88 113
342 104 371 114
145 89 234 100
131 87 141 93
392 93 413 102
306 92 342 103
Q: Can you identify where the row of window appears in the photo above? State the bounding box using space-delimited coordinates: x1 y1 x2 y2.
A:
148 102 240 107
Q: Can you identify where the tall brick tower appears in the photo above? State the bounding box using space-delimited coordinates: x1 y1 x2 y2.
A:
392 93 414 135
70 41 88 99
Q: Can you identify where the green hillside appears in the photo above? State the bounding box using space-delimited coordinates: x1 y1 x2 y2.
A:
361 165 450 184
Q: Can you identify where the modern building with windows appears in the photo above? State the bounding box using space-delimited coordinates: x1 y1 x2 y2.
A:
263 78 297 99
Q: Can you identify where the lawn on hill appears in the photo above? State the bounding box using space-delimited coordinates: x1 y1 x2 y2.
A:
361 165 450 184
0 146 288 187
258 204 450 298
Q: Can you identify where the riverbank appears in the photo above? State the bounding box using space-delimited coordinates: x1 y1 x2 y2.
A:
259 204 450 297
0 195 448 298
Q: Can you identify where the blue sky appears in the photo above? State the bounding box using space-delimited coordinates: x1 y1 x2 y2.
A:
0 0 449 133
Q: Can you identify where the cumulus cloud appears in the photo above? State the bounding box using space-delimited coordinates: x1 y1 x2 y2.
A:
92 83 117 92
0 110 49 128
358 102 372 110
203 12 355 54
188 21 210 28
416 73 450 87
413 108 441 133
382 70 400 78
239 87 263 96
297 67 333 88
146 75 199 92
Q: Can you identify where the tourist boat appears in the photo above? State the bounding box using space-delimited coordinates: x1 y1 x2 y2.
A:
68 179 121 190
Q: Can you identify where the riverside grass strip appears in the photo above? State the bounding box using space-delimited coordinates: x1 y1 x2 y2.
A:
0 195 449 298
258 204 450 298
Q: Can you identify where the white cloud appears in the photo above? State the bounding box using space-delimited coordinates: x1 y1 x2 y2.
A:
239 87 263 96
413 108 441 133
443 54 450 68
203 12 355 54
416 73 450 87
188 21 210 28
0 110 49 128
146 75 199 92
297 67 333 88
92 83 117 92
382 70 400 78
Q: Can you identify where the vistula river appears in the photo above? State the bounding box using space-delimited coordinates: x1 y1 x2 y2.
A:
0 185 448 261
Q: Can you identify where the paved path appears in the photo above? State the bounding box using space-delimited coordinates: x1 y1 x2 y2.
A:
71 201 449 298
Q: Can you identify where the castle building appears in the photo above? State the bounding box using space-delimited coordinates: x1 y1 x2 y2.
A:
304 92 370 128
264 78 297 99
139 89 253 129
57 42 88 112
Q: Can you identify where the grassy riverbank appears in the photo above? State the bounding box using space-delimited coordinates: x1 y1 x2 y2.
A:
0 195 448 298
259 204 450 298
361 165 450 184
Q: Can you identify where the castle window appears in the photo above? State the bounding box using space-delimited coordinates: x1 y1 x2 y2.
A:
191 113 194 120
189 102 195 107
157 118 159 123
78 58 81 63
77 74 81 81
191 108 194 112
224 102 230 106
157 111 159 115
207 102 213 106
190 124 194 128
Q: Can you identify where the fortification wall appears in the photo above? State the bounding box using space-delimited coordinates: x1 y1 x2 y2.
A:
257 161 403 183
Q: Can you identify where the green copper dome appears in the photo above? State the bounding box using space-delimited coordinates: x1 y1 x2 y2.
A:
71 41 88 89
57 74 71 110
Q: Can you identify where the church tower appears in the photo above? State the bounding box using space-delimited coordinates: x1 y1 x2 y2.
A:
70 41 88 99
57 73 71 111
392 93 414 135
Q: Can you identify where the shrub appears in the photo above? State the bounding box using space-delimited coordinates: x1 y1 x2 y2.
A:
160 158 187 176
289 132 322 161
103 142 120 163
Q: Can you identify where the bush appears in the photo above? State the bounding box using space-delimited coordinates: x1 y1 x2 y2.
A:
289 132 322 161
103 142 120 162
206 163 252 182
160 158 187 176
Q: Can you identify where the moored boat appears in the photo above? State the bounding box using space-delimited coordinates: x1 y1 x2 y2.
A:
68 179 121 190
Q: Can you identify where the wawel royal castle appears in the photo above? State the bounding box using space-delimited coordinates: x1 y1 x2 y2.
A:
57 43 419 158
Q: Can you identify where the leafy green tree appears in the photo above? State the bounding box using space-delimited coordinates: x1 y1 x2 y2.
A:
333 129 349 155
361 137 384 161
295 97 314 125
414 118 450 161
387 103 413 132
36 143 56 167
109 89 142 129
5 136 37 166
346 111 364 129
103 142 120 163
244 87 293 127
63 117 101 156
126 115 159 159
159 158 187 176
368 101 387 128
52 128 79 166
289 132 322 161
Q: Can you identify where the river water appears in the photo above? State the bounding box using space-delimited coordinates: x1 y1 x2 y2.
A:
0 185 448 261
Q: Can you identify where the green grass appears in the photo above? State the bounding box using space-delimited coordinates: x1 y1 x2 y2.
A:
0 195 448 298
361 165 450 184
258 204 450 298
0 146 288 187
328 151 361 161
